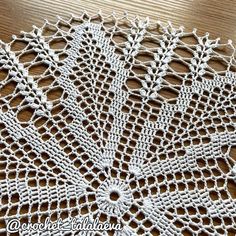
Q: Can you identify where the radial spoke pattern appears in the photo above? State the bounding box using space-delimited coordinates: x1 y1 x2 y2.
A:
0 11 236 236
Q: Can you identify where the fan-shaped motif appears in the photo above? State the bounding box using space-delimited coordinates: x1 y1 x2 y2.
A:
0 11 236 236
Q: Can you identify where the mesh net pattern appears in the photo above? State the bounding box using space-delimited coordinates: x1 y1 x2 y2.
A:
1 11 236 236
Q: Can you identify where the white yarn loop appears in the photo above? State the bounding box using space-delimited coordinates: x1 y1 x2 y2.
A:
0 12 236 236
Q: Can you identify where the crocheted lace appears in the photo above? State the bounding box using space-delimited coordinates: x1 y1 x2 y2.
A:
1 11 236 236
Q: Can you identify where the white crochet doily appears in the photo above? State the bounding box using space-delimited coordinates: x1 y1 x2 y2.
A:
0 11 236 236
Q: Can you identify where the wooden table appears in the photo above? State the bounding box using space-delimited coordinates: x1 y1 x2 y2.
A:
1 1 236 235
1 0 236 43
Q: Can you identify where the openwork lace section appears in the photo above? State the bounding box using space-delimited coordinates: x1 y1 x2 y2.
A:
1 11 236 236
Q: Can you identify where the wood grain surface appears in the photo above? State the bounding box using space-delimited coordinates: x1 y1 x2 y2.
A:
1 0 236 43
0 1 236 235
